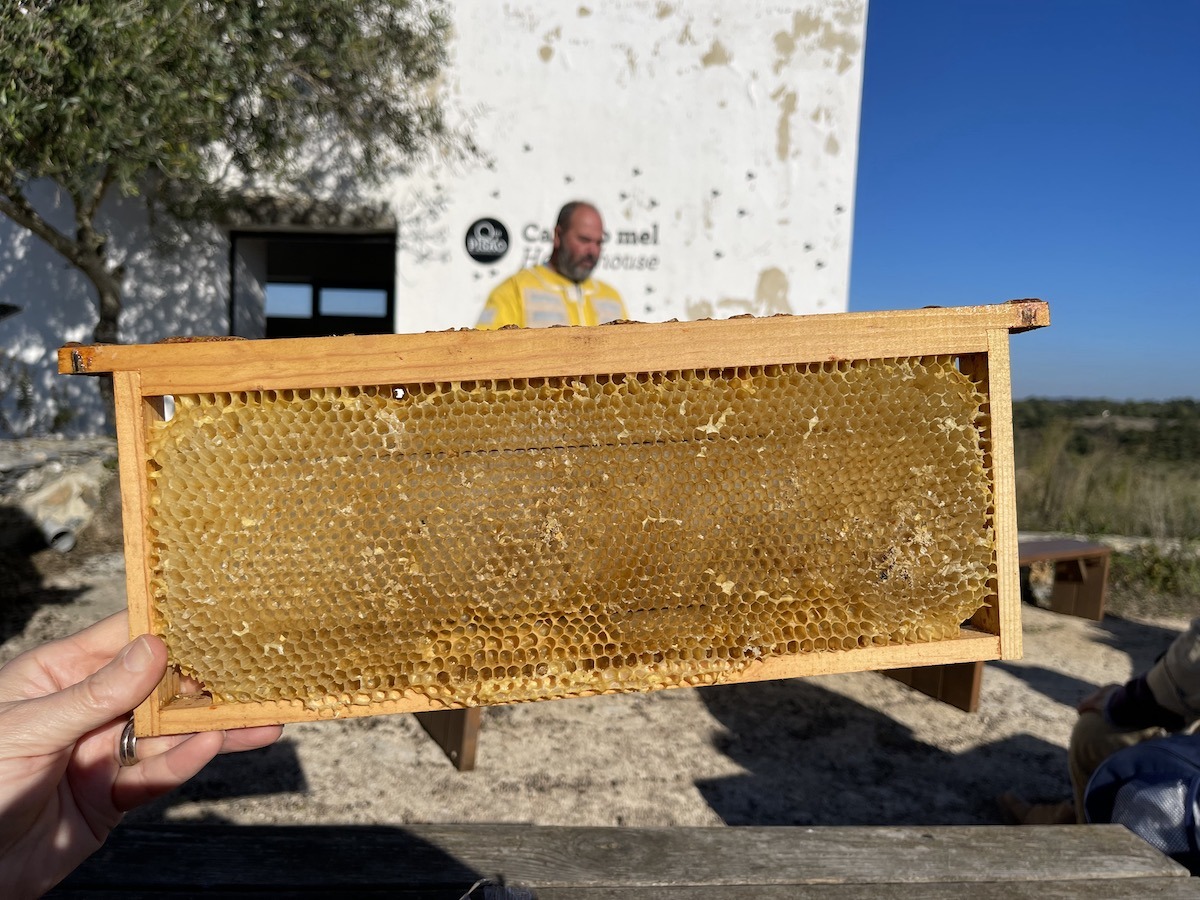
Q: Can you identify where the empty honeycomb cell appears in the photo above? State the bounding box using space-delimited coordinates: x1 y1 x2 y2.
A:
142 356 996 711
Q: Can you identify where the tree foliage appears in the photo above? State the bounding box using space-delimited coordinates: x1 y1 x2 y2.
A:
1014 398 1200 463
0 0 452 344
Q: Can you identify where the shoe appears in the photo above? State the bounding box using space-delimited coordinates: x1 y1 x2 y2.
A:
996 790 1076 825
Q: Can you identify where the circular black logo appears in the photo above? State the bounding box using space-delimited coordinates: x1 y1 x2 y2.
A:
464 218 510 264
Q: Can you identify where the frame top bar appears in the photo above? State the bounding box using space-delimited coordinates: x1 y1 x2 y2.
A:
59 300 1049 395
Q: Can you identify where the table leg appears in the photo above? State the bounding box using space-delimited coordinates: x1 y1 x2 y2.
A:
414 708 482 771
1048 555 1108 621
885 660 984 713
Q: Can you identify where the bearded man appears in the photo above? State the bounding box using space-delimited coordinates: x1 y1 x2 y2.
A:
477 201 627 329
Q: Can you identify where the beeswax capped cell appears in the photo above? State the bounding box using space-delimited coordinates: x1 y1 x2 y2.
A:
145 357 996 711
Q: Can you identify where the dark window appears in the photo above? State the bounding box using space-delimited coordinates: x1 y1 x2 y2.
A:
234 232 396 338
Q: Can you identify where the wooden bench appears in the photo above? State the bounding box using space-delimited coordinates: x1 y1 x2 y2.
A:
887 538 1115 714
50 822 1193 897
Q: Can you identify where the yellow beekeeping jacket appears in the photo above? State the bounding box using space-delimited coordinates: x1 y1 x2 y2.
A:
476 265 627 330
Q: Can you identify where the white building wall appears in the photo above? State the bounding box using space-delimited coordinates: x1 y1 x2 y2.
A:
395 1 867 332
0 0 866 434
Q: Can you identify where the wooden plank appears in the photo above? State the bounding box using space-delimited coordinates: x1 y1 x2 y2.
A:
740 629 999 681
110 373 169 736
58 301 1050 393
437 655 997 772
982 329 1022 661
46 879 1200 899
54 823 1188 893
415 707 483 770
147 629 1001 736
532 882 1200 899
555 882 1200 899
938 659 985 711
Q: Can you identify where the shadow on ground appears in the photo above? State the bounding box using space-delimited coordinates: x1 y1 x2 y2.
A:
0 505 86 645
695 677 1067 826
993 614 1184 709
127 739 310 823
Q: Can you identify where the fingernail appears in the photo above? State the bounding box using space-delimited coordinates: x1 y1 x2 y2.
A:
121 636 155 674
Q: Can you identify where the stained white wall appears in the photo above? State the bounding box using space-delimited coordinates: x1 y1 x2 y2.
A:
395 0 868 332
0 0 867 434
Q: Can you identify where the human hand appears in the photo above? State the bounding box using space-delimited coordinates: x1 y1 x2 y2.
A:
1077 683 1120 715
0 612 282 899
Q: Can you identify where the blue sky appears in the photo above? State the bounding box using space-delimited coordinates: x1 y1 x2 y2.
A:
848 1 1200 400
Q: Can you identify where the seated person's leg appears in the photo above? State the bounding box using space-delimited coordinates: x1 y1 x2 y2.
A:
1068 710 1166 823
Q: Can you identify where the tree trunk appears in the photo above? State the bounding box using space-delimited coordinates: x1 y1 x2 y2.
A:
93 278 121 346
75 259 123 434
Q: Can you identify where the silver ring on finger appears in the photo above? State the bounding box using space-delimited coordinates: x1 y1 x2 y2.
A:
118 719 139 767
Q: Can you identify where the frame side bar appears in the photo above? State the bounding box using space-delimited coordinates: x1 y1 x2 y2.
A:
983 328 1023 660
112 373 169 736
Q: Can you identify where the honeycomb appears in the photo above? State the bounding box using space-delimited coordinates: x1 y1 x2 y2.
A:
144 355 996 713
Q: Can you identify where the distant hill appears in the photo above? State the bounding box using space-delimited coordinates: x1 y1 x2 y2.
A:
1015 398 1200 464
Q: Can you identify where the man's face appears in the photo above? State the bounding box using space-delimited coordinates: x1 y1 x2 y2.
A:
552 206 604 283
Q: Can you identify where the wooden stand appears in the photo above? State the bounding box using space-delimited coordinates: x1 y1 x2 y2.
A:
885 660 986 713
1019 538 1112 621
415 708 483 771
59 301 1047 743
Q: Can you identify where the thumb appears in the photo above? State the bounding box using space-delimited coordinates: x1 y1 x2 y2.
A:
5 635 167 757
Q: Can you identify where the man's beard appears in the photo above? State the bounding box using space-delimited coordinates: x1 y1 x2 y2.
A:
553 244 598 283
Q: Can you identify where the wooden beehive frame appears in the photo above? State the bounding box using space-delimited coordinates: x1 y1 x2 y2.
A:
60 300 1048 737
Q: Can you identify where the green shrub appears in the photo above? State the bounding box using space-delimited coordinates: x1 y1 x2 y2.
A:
1108 543 1200 622
1111 544 1200 597
1014 400 1200 540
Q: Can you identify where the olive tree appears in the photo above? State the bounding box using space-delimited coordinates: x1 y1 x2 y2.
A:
0 0 452 350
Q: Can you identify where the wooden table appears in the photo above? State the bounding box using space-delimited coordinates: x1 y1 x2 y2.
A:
888 538 1115 713
50 822 1194 898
